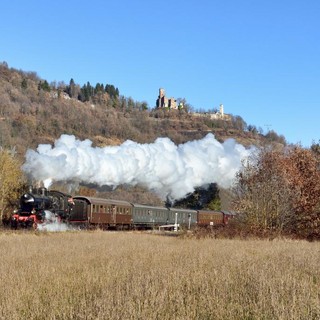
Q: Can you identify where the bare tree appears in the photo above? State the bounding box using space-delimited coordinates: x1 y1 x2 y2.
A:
0 149 26 223
233 146 320 238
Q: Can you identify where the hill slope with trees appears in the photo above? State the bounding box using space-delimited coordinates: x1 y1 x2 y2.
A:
1 61 319 239
0 61 286 158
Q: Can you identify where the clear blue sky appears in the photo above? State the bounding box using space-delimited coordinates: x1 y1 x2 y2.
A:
1 0 319 147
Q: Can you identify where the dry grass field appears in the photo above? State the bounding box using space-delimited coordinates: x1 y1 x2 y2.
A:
0 230 319 320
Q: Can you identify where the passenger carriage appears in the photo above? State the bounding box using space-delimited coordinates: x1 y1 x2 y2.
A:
72 196 132 228
131 203 169 228
197 210 225 227
168 207 198 229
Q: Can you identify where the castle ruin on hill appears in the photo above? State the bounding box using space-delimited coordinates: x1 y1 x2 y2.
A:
156 88 178 109
155 88 230 120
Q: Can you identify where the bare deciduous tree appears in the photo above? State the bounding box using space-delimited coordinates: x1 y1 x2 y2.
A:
233 146 320 238
0 149 25 223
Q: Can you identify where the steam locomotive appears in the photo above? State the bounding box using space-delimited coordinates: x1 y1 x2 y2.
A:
11 187 233 230
11 187 73 229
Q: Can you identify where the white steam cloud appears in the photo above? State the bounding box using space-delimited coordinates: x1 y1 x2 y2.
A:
37 210 71 232
22 134 252 200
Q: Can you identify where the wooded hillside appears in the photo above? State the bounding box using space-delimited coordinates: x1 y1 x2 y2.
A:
0 61 286 160
0 61 288 211
2 62 320 238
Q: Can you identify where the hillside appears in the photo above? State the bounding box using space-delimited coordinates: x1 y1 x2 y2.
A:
0 61 287 208
0 61 286 156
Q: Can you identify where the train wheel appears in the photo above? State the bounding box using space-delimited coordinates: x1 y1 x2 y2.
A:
10 221 18 230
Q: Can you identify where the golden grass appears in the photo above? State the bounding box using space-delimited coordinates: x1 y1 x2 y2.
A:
0 230 319 320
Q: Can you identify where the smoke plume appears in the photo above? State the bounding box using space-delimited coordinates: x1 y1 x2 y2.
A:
22 134 252 200
36 210 70 232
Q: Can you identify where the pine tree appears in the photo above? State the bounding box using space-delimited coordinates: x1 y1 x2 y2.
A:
21 78 28 90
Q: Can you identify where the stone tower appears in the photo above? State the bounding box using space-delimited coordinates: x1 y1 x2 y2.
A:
156 88 177 109
219 104 224 117
159 88 165 99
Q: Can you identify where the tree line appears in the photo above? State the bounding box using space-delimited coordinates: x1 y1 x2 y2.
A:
1 142 320 240
64 78 120 103
232 143 320 240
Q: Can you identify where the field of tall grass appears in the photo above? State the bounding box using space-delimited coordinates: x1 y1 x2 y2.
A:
0 230 319 320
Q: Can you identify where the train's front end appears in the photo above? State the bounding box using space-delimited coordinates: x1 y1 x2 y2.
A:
11 188 51 229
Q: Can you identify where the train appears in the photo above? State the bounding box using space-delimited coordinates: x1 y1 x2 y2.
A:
11 187 74 229
10 187 233 230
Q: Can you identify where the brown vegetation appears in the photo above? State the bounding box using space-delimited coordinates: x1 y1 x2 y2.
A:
0 231 319 319
0 149 25 222
0 61 285 160
233 146 320 239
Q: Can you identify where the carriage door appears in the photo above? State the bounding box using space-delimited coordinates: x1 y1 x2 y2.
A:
111 205 116 224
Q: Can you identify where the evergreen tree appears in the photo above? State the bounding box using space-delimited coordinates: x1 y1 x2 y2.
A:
141 102 148 111
67 78 76 98
21 78 28 90
80 83 90 102
105 84 119 99
95 83 104 94
38 80 51 92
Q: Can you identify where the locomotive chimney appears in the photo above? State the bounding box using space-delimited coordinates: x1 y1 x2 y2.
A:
165 196 172 208
40 187 47 196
